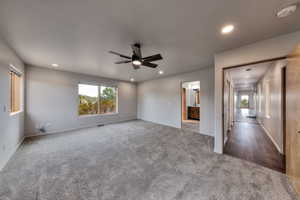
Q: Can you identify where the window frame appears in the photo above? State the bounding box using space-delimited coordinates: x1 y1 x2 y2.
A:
240 94 249 108
78 83 100 116
78 83 119 117
99 85 119 115
9 70 22 115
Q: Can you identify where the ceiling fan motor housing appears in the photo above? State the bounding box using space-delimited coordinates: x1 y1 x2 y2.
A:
133 43 141 48
109 43 162 69
132 54 140 62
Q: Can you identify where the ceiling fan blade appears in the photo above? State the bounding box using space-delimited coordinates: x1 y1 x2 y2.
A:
115 60 131 64
132 63 140 70
131 43 142 58
142 61 158 68
109 51 131 59
143 54 163 62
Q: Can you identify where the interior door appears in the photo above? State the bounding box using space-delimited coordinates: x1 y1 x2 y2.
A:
223 79 230 144
227 81 231 130
182 88 187 121
286 45 300 194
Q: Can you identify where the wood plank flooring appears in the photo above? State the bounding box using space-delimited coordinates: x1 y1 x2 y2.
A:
224 109 285 173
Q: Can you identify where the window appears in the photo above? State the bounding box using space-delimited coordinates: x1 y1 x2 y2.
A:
78 84 99 115
78 84 118 116
10 71 21 113
99 86 117 114
265 81 271 118
240 95 249 108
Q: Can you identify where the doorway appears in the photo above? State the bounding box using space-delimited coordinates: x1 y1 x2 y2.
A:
222 59 287 173
181 81 200 133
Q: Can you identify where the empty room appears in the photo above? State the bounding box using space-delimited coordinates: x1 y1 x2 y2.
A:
1 0 300 199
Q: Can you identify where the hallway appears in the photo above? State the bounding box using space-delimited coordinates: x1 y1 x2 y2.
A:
224 108 285 173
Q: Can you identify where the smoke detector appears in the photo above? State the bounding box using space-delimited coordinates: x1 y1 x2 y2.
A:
276 3 298 18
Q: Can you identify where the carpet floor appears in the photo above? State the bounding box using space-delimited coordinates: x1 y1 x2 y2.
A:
0 120 298 200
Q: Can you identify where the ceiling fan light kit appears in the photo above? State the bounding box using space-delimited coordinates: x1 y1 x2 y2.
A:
132 60 142 65
109 43 163 70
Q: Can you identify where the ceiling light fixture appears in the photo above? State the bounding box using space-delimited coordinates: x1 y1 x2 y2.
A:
130 78 135 82
51 63 59 67
132 60 142 66
158 70 164 75
221 24 234 34
277 4 298 18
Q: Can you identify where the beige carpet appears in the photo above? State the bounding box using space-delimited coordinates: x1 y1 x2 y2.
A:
0 120 298 200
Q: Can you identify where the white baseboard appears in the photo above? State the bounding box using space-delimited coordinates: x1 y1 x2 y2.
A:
26 117 137 138
258 122 283 154
0 136 25 171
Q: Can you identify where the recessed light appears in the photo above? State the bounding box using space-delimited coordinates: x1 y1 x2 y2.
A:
130 78 135 82
51 63 59 67
221 24 234 34
132 60 141 66
277 4 297 18
158 70 164 75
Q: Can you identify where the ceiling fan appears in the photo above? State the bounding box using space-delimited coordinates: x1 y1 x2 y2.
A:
109 43 163 70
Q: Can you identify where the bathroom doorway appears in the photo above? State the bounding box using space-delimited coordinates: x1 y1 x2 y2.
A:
181 81 200 133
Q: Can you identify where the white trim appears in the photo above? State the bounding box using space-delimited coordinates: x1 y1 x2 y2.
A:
0 136 25 171
78 84 119 116
10 110 23 116
78 112 119 118
26 116 137 138
258 121 283 154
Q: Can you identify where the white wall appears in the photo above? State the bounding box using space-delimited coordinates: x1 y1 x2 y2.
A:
0 37 25 170
25 66 137 136
256 60 286 154
137 67 214 136
214 30 300 153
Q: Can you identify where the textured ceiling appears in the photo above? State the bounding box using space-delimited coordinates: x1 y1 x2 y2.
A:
0 0 300 81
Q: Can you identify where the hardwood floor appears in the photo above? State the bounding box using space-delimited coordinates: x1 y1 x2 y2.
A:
182 120 200 133
224 109 285 173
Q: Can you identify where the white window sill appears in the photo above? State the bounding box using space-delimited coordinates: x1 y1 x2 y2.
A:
10 111 23 116
79 112 119 118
